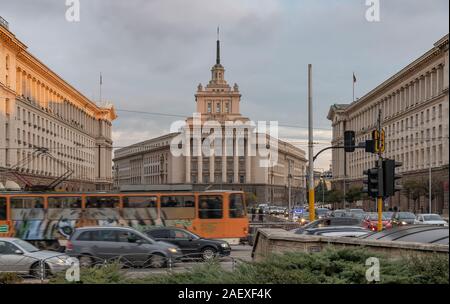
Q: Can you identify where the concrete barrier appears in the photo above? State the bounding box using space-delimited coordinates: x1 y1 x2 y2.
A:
251 228 449 261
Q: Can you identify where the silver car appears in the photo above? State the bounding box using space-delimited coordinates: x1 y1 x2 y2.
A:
0 237 75 277
66 226 182 268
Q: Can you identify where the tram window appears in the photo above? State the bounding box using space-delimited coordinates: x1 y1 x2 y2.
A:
10 197 45 220
123 196 157 208
123 196 157 220
86 196 120 208
48 197 82 208
229 194 246 218
160 196 195 220
198 195 223 219
0 198 6 220
48 197 82 220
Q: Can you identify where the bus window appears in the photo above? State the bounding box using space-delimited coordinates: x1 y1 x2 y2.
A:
123 196 157 220
198 195 223 219
10 197 45 220
0 198 6 220
47 196 82 220
229 194 246 218
160 196 195 220
85 196 120 221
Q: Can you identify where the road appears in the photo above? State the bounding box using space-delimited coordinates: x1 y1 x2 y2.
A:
124 244 253 279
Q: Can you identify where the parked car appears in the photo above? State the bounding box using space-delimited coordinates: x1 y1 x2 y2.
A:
330 209 349 217
391 212 416 226
362 213 392 231
315 208 330 219
294 226 370 237
0 237 74 277
348 209 366 219
143 227 231 260
292 216 362 234
66 226 182 268
414 214 448 226
296 212 310 225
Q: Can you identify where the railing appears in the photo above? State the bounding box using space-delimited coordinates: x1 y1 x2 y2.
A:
0 16 9 29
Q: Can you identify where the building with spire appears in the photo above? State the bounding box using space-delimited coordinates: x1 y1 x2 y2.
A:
113 34 307 205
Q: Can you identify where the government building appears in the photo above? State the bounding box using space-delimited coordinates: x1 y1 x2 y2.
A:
0 17 116 191
114 37 307 205
328 34 449 215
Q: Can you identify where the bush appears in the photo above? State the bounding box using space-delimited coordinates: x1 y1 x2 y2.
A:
0 273 24 284
49 248 449 284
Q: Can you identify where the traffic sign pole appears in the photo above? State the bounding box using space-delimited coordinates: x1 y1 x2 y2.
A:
377 109 383 231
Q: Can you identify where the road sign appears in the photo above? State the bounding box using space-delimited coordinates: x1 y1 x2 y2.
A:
372 129 385 153
0 225 9 233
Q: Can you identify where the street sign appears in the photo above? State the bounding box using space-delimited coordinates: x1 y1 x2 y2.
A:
0 225 9 233
372 129 385 153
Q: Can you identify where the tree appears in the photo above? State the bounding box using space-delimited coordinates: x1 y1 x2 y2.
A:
402 179 426 212
245 192 257 206
315 180 328 203
325 189 344 208
345 186 364 206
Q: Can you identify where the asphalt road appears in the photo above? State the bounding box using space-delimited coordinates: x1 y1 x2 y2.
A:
124 244 253 278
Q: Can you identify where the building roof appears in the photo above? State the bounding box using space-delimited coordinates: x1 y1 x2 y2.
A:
359 225 449 245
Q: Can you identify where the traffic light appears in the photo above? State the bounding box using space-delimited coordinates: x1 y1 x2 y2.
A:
383 159 402 197
363 167 383 198
344 130 355 152
365 139 375 153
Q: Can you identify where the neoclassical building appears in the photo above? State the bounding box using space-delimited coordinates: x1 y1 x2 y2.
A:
114 38 307 205
0 17 116 191
327 34 449 215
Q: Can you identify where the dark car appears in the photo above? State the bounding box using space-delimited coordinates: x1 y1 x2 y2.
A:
315 208 330 219
144 227 231 260
66 226 182 268
292 216 362 234
391 212 416 226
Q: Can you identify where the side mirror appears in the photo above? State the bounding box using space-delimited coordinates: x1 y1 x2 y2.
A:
14 250 23 255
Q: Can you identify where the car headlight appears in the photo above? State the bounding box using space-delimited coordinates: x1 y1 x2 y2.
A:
168 248 178 253
401 221 407 225
220 243 229 248
48 256 71 265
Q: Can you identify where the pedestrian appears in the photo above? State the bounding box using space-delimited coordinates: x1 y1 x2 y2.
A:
258 207 264 222
251 206 257 222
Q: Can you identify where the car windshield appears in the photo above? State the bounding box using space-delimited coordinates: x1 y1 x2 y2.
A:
398 212 416 219
368 214 388 220
423 214 443 221
12 239 40 253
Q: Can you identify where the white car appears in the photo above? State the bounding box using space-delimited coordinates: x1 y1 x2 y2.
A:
414 214 448 226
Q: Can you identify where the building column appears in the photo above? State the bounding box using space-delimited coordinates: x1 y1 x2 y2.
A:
209 154 214 183
222 137 227 183
233 137 239 183
245 135 251 183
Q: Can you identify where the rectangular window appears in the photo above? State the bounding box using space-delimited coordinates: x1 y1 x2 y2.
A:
123 196 158 220
207 102 212 113
160 196 195 220
198 195 223 219
216 102 221 113
229 194 246 218
10 197 45 220
85 196 120 220
47 196 82 220
0 198 6 220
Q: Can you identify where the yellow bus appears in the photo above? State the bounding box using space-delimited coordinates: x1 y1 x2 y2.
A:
0 190 248 249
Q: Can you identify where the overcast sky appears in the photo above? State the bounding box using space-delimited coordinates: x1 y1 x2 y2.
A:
1 0 448 170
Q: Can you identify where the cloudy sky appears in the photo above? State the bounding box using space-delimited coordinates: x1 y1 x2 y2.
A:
1 0 448 170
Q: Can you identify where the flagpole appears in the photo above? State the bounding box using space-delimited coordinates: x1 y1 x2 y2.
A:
99 72 102 105
352 72 355 102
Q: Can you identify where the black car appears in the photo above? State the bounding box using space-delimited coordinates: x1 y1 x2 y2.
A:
293 217 362 234
143 227 231 260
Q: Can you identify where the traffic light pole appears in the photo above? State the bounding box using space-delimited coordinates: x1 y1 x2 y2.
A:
308 64 315 222
377 109 383 232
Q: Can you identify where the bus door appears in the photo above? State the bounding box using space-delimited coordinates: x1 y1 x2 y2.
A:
0 197 12 237
226 193 249 240
195 194 227 239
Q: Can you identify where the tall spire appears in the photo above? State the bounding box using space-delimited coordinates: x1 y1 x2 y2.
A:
216 26 220 65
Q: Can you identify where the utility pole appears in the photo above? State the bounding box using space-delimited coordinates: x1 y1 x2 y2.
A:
308 64 315 221
377 109 383 231
288 159 292 220
428 139 432 213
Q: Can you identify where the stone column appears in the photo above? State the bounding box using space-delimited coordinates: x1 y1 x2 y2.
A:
233 137 239 183
222 137 227 183
245 135 251 183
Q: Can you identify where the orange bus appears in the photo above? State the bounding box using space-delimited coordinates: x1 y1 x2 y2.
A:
0 190 248 250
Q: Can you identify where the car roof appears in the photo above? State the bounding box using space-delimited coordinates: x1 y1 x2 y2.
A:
74 226 137 231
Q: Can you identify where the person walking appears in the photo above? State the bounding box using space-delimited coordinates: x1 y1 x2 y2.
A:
258 207 264 222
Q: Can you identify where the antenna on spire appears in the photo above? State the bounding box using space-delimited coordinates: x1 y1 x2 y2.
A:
216 26 220 65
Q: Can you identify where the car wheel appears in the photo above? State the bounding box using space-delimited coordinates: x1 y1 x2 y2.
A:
79 255 94 268
201 247 217 261
148 253 167 268
30 262 51 279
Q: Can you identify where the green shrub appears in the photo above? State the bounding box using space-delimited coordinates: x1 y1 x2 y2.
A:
0 272 24 284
